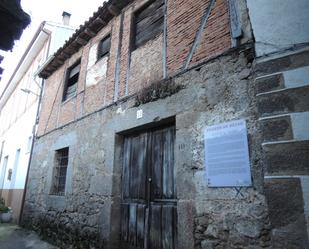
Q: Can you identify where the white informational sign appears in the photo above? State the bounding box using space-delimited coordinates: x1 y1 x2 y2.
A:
204 119 252 187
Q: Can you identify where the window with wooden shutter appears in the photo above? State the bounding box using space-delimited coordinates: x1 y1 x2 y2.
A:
133 0 164 49
63 61 80 101
98 34 111 59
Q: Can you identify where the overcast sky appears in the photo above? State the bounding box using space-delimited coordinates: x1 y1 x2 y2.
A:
0 0 104 93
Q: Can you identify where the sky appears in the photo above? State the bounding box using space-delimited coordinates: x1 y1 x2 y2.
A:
0 0 105 93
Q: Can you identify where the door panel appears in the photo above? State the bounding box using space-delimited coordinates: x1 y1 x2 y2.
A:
149 204 162 249
162 205 176 249
151 128 175 200
121 125 176 249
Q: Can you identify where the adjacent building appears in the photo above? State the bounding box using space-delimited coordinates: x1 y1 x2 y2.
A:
0 17 74 222
22 0 309 249
0 0 31 81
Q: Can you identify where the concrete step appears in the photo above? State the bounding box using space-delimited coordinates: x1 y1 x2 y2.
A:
263 140 309 176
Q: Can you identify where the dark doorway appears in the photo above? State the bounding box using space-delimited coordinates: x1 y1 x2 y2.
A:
121 125 177 249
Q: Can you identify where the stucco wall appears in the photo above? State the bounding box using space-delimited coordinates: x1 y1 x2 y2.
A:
247 0 309 57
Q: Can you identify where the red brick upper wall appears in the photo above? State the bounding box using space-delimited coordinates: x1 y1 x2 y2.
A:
38 0 233 136
167 0 231 74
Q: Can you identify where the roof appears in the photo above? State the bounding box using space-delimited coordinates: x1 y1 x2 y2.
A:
0 55 3 80
39 0 133 79
0 0 31 51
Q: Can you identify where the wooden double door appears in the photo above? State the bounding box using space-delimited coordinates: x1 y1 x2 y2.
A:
121 125 177 249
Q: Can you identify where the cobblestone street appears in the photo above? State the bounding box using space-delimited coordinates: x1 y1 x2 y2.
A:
0 223 58 249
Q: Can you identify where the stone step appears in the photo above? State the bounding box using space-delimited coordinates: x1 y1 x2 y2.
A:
263 140 309 176
257 85 309 117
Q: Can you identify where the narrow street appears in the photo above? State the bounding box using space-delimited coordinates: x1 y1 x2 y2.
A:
0 223 58 249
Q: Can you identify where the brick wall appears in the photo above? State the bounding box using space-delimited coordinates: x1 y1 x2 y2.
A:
38 0 233 136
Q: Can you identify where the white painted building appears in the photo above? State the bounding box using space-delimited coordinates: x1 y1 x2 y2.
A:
0 18 74 222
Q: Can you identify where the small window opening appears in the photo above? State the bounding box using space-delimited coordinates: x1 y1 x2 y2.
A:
63 61 80 101
98 34 111 60
51 147 69 196
7 169 12 181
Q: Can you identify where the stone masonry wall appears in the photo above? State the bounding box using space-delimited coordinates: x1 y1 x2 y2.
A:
254 49 309 248
23 47 272 249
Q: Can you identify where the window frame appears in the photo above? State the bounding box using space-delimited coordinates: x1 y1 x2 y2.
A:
132 0 165 50
62 60 81 102
97 34 111 60
50 147 69 196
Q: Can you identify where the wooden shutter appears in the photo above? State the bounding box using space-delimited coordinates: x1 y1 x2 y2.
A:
134 0 164 49
63 61 80 101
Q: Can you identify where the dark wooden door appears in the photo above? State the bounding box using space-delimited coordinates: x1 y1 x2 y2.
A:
121 126 177 249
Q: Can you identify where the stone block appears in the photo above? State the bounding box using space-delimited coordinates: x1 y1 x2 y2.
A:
264 140 309 175
257 85 309 117
264 178 309 249
284 65 309 89
290 50 309 69
255 56 291 75
177 200 196 249
201 240 216 249
259 115 293 142
89 174 112 196
255 50 309 76
255 73 284 94
292 112 309 140
234 218 263 238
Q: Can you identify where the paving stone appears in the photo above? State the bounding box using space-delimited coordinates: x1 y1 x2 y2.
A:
0 224 58 249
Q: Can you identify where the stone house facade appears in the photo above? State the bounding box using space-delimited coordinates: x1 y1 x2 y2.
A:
22 0 309 249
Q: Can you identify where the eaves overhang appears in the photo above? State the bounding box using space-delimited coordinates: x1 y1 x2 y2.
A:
0 0 31 51
39 0 133 79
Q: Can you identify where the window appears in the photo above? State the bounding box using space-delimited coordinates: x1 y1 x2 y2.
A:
63 61 80 101
98 34 111 59
133 0 164 49
7 169 12 181
51 147 69 196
